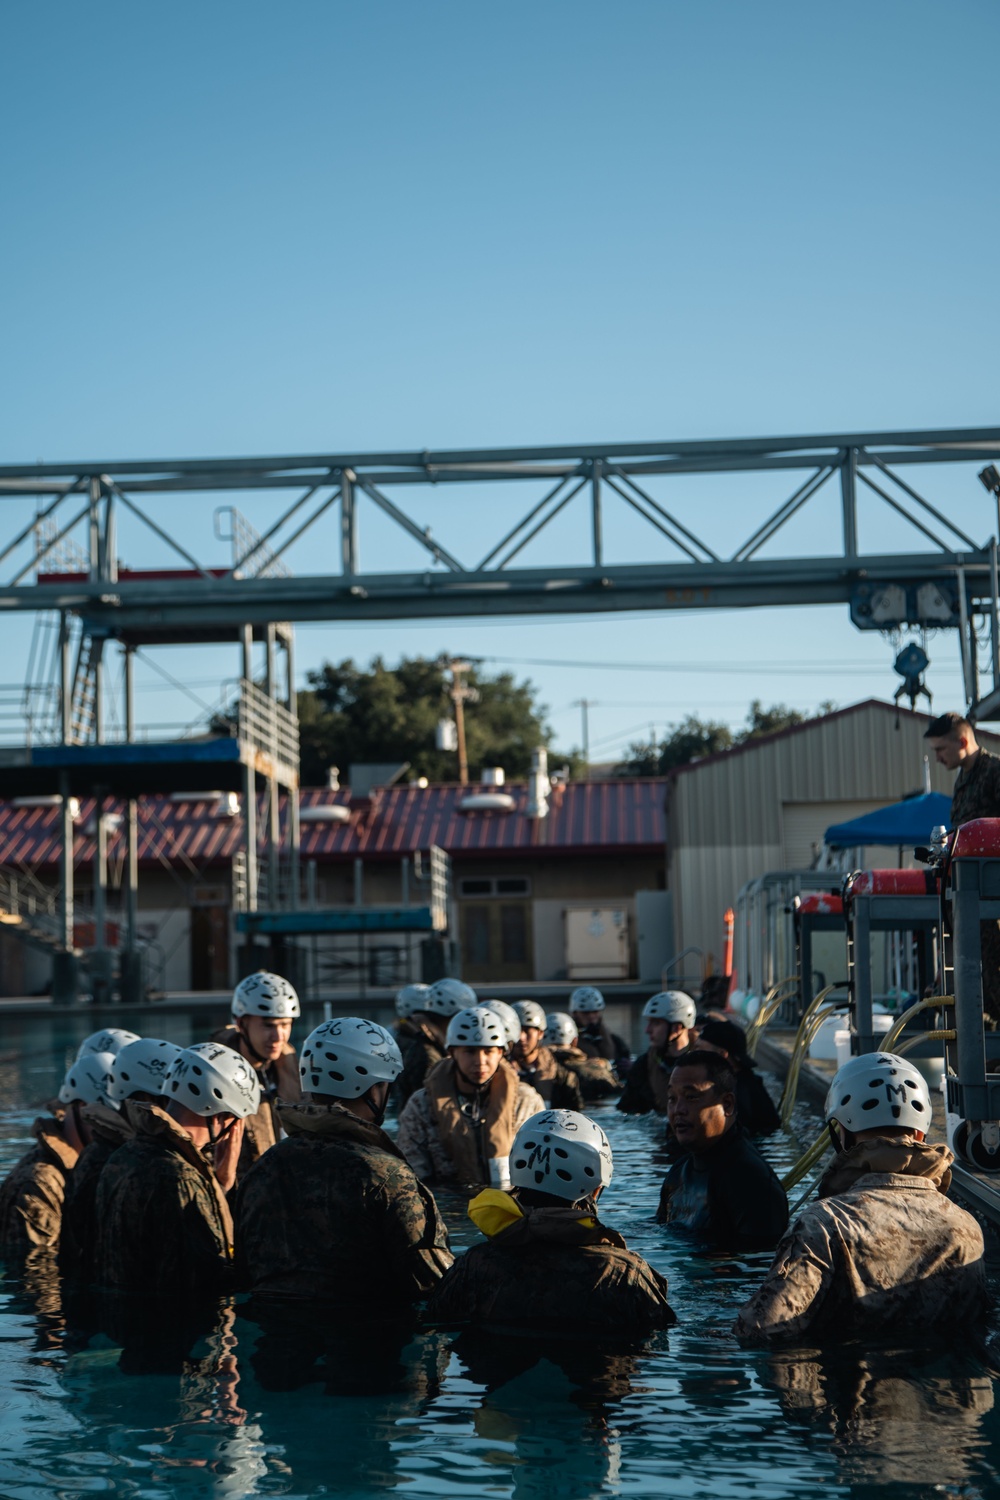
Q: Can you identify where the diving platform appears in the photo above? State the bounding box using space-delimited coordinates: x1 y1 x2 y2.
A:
0 736 246 798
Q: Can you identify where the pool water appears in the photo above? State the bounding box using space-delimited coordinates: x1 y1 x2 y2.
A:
0 1010 998 1499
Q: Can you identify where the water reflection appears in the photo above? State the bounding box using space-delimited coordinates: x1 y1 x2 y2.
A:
0 1014 997 1499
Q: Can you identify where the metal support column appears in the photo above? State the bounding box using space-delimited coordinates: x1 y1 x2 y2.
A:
957 568 976 706
91 791 112 1002
241 624 258 916
121 646 142 1002
286 629 300 907
841 448 858 559
990 539 1000 695
59 612 72 742
951 858 989 1119
852 897 875 1054
265 624 280 905
341 469 358 575
591 460 603 567
53 771 77 1002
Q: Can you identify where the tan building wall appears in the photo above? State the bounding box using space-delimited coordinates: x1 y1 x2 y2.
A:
667 701 1000 971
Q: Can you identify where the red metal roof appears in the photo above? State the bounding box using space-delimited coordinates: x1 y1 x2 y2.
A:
0 778 668 873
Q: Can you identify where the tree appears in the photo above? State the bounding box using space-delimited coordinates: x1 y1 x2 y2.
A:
296 655 565 786
616 715 733 775
740 700 806 741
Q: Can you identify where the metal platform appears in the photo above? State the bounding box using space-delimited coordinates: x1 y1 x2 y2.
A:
0 736 244 797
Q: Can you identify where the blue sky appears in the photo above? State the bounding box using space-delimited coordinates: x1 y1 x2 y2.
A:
2 1 998 764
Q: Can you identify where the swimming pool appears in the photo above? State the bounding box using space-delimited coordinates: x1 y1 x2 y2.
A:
0 1008 997 1499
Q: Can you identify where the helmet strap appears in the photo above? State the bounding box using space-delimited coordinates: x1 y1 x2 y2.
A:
828 1120 847 1154
358 1086 388 1128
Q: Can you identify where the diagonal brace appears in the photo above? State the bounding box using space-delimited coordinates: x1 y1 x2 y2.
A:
857 469 951 551
496 477 588 569
356 478 464 572
869 454 979 552
732 467 834 561
605 465 719 560
228 480 332 578
603 474 704 563
102 478 217 581
475 476 573 571
0 478 87 574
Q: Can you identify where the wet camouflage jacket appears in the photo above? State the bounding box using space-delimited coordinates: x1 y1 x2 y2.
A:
734 1137 988 1344
235 1099 453 1305
951 747 1000 826
576 1020 631 1067
514 1046 584 1111
60 1099 138 1283
95 1102 235 1299
426 1190 676 1335
210 1025 301 1182
550 1046 623 1100
0 1115 79 1256
397 1060 545 1188
395 1018 447 1107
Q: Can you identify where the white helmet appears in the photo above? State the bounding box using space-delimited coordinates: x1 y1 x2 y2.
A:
395 983 430 1019
446 1006 508 1050
299 1017 402 1099
513 999 548 1033
643 991 697 1028
480 999 522 1045
544 1012 579 1047
569 986 605 1013
59 1050 117 1107
825 1051 932 1135
163 1043 262 1119
108 1038 184 1102
423 978 478 1017
77 1028 140 1060
232 971 300 1019
510 1109 613 1202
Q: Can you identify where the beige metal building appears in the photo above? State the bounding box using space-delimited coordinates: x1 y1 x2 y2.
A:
666 700 1000 974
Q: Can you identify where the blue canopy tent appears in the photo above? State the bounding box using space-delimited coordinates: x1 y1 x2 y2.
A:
824 791 952 848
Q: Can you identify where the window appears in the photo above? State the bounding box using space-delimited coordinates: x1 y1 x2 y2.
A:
459 876 531 898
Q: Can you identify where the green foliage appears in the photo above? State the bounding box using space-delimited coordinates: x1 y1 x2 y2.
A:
297 655 562 785
616 700 836 776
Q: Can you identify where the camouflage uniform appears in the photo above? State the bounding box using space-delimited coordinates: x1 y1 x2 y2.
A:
235 1099 453 1306
550 1045 623 1100
60 1099 138 1283
0 1115 79 1256
734 1137 987 1344
950 748 1000 1020
575 1019 631 1069
210 1024 301 1182
617 1046 680 1114
395 1017 447 1107
514 1045 584 1111
426 1191 676 1335
397 1059 545 1188
95 1102 235 1298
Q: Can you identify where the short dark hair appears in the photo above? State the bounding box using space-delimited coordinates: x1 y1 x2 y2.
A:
697 1018 748 1061
671 1049 737 1096
924 711 972 740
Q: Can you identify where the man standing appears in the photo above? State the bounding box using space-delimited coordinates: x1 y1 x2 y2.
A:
925 712 1000 1019
427 1109 675 1335
211 971 302 1180
236 1017 452 1308
618 991 698 1115
735 1051 986 1343
657 1051 788 1250
569 987 631 1073
510 1000 583 1110
96 1043 260 1299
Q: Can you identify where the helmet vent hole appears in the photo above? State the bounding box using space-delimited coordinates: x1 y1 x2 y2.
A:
330 1071 345 1082
554 1147 569 1159
861 1098 879 1111
555 1169 572 1181
192 1065 203 1076
213 1087 223 1099
356 1066 369 1075
187 1083 199 1095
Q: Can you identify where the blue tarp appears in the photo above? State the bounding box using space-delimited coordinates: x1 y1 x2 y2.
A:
824 791 952 848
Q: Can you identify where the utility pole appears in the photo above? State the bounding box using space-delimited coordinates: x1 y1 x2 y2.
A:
572 699 593 771
448 660 477 786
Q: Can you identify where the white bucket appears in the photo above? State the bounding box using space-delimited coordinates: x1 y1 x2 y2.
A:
831 1014 896 1069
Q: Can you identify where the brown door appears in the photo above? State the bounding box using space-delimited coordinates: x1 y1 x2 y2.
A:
460 901 533 984
191 906 231 990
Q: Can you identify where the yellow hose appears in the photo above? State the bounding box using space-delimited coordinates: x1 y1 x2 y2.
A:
744 975 800 1059
881 993 953 1053
781 1126 830 1192
777 982 843 1129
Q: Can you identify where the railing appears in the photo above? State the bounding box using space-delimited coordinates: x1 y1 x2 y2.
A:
238 678 300 787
